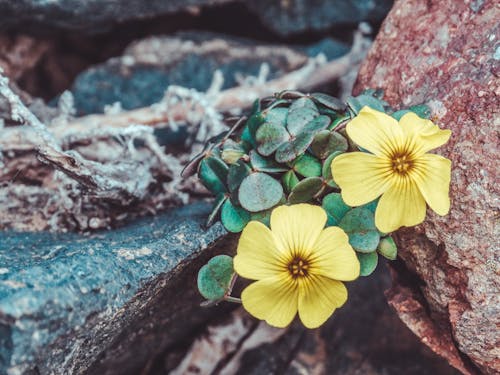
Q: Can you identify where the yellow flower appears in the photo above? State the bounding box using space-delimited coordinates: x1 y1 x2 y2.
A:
234 204 359 329
332 106 451 233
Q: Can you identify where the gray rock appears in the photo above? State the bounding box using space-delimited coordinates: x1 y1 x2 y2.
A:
69 32 349 115
0 0 392 36
0 202 234 375
247 0 394 36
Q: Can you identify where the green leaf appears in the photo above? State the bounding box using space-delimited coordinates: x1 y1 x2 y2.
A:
199 156 229 194
339 207 380 253
322 193 350 226
311 130 348 159
288 177 323 204
238 172 284 212
361 198 379 214
221 139 246 164
246 112 266 143
221 200 251 233
377 236 397 260
321 151 343 188
408 104 431 119
303 115 331 134
265 107 288 127
329 113 350 131
251 209 272 227
347 94 385 114
282 170 299 193
275 132 315 163
293 154 322 177
391 110 410 121
286 98 319 135
256 122 290 156
310 93 346 111
250 150 288 173
357 252 378 277
227 161 251 192
197 255 234 300
206 193 228 227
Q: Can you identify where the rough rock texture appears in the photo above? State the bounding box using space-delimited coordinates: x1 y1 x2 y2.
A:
0 0 392 36
69 32 348 115
354 0 499 373
149 264 459 375
0 202 233 375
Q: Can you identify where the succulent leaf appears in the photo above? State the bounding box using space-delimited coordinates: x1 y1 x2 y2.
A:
250 150 288 173
357 252 378 277
347 94 386 114
303 115 331 134
221 199 251 233
310 92 346 111
275 132 315 163
282 169 300 193
206 193 227 227
256 122 290 156
197 255 234 300
238 172 284 212
221 139 246 164
377 236 398 260
288 177 323 204
199 156 229 194
293 154 322 177
321 151 343 188
264 107 288 127
339 207 380 253
311 130 348 159
227 160 252 192
322 193 351 226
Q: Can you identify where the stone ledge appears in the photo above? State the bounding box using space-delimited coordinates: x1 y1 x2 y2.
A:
0 202 233 375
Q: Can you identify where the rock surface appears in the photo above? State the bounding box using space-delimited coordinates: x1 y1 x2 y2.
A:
354 0 499 373
0 202 231 375
0 0 392 36
69 32 349 115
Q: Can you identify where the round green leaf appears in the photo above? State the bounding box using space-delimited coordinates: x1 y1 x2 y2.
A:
256 122 290 156
377 236 397 260
288 177 323 204
303 115 331 134
339 207 380 253
227 161 251 192
199 156 229 194
322 193 351 226
265 107 288 127
321 151 343 188
347 94 385 114
275 132 315 163
391 110 410 121
361 198 379 214
250 150 288 173
221 200 251 233
293 154 321 177
329 113 350 131
238 172 284 212
245 112 266 143
197 255 234 300
311 130 348 159
310 93 346 111
289 97 318 111
357 252 378 277
408 104 431 119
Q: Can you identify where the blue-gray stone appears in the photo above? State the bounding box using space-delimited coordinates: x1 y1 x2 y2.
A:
0 202 232 375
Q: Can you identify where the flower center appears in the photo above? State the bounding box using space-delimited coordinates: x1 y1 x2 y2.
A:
391 152 413 175
288 257 310 278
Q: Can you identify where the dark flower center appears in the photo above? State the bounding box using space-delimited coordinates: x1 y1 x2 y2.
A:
288 257 310 278
391 152 413 175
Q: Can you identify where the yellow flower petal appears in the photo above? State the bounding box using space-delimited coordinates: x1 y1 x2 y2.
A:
270 204 326 258
234 221 286 280
399 112 451 156
241 274 298 328
346 106 403 157
375 176 427 233
332 152 393 206
298 275 347 329
412 154 451 215
309 226 360 281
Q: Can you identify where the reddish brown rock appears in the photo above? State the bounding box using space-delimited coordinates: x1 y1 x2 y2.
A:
355 0 499 373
